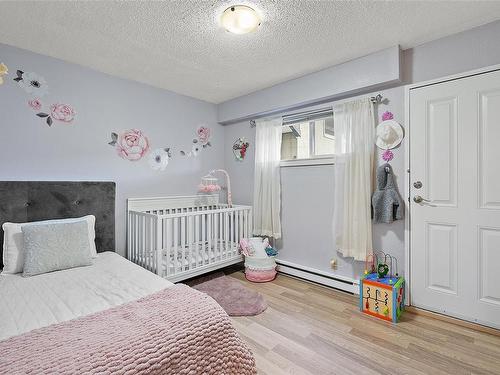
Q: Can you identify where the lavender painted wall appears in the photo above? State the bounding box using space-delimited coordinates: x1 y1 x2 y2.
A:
2 19 500 275
222 20 500 280
218 46 401 124
0 43 223 256
223 87 404 280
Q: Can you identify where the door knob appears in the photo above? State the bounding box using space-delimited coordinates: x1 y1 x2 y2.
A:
413 195 431 204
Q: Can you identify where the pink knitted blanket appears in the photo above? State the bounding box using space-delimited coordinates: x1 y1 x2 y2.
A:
0 284 256 375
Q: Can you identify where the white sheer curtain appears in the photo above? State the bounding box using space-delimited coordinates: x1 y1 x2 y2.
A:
253 118 282 239
333 98 375 260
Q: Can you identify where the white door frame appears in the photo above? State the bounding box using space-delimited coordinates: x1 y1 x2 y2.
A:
404 63 500 306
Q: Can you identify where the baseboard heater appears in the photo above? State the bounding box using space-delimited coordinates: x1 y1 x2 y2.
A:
276 259 359 295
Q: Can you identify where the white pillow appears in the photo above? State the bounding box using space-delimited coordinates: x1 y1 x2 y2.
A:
2 215 97 274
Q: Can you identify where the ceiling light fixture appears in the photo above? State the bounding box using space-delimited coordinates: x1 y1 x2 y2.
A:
221 5 261 34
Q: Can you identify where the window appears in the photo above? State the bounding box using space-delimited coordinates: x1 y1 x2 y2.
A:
281 116 335 161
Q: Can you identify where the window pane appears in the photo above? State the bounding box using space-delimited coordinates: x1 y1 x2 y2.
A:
296 122 310 159
281 131 297 160
280 117 334 160
313 118 335 156
281 122 310 160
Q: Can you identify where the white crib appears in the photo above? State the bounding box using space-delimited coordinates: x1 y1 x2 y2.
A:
127 195 252 282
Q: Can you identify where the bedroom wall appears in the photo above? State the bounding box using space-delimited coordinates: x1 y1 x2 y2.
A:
217 46 401 124
222 20 500 281
0 43 224 256
224 88 404 281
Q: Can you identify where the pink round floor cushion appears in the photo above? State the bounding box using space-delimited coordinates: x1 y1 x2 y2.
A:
245 267 277 282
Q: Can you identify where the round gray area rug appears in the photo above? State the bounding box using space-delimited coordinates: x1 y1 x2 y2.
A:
188 272 267 316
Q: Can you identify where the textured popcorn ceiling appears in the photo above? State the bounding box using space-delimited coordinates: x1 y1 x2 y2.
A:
0 1 499 103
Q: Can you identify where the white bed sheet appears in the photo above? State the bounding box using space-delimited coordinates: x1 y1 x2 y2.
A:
0 251 173 341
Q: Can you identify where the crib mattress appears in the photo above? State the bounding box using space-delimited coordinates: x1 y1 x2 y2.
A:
132 241 241 276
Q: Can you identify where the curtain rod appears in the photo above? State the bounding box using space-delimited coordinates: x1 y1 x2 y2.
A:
249 94 384 127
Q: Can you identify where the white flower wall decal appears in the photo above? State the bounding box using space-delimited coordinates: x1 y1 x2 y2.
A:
148 148 171 171
15 71 49 97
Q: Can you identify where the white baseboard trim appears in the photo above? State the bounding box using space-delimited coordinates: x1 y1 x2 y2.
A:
276 259 359 294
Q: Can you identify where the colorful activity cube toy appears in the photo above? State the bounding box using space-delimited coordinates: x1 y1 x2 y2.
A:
360 273 405 322
359 251 405 322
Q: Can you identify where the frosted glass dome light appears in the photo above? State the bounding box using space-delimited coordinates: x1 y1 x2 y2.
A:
221 5 261 34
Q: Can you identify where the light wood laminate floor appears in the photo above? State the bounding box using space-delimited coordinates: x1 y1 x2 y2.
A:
227 271 500 375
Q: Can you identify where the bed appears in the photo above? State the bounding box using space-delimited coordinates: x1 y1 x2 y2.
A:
0 181 256 374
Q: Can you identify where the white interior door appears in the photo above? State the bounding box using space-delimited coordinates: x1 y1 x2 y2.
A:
410 69 500 329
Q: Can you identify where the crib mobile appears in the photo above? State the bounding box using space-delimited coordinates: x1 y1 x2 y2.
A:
198 169 232 207
360 251 405 323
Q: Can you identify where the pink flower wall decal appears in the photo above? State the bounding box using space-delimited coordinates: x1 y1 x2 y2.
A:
382 111 394 121
181 126 212 156
197 126 211 145
28 98 42 111
112 129 150 161
36 103 76 126
50 103 76 123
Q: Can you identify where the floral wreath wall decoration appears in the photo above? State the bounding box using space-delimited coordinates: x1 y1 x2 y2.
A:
180 126 212 157
232 137 249 161
0 63 8 85
197 126 211 146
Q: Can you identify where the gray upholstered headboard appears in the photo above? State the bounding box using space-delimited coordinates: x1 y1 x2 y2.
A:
0 181 115 268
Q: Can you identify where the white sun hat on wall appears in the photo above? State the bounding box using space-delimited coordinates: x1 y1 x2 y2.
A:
375 120 404 150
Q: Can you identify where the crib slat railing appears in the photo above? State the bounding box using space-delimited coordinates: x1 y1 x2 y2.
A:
187 215 193 271
128 212 134 262
145 215 151 272
244 209 249 239
195 215 200 268
127 211 132 261
129 205 252 281
219 211 223 261
234 210 238 256
229 211 234 257
201 214 206 265
143 215 148 271
181 216 186 271
157 205 251 219
207 213 212 264
173 217 179 274
165 218 172 277
127 211 159 272
156 216 162 276
225 210 229 260
139 213 144 267
145 215 150 271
